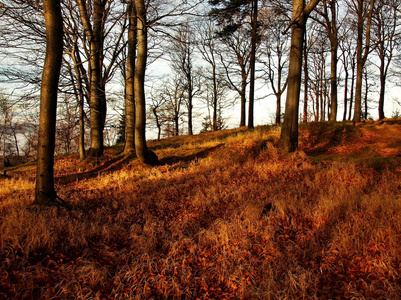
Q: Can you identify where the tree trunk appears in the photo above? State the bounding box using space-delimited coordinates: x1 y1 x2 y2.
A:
240 74 247 127
124 0 137 153
342 64 348 121
78 88 86 160
212 63 218 131
353 0 374 123
276 94 281 125
364 70 368 119
325 0 338 121
77 0 104 157
280 0 321 152
354 44 363 122
73 40 86 161
329 41 338 121
281 1 306 152
378 72 385 120
34 0 63 205
175 116 179 136
348 56 355 120
303 32 309 123
248 0 258 129
134 0 158 166
187 78 193 135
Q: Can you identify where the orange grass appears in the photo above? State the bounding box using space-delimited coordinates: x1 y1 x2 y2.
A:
1 122 401 299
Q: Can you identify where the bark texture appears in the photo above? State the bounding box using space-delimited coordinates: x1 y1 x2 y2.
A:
134 0 158 166
77 0 105 157
34 0 63 205
124 0 137 154
280 0 321 152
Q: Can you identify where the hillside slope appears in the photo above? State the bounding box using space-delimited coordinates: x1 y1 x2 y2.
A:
1 122 401 299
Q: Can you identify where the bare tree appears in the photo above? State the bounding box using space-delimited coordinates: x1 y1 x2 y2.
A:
34 0 64 206
169 22 199 135
280 0 321 152
196 19 231 131
219 27 252 127
260 6 290 125
316 0 339 121
124 0 137 153
338 20 357 121
0 93 21 165
0 1 46 94
76 0 106 157
346 0 375 122
133 0 158 165
371 0 400 120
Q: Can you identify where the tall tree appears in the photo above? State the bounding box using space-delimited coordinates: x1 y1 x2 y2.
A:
197 20 223 131
260 6 290 125
371 0 400 120
349 0 375 122
317 0 339 121
134 0 158 165
76 0 106 157
169 23 197 136
280 0 321 152
248 0 258 129
219 28 252 127
209 0 258 128
124 0 137 154
338 22 357 121
34 0 64 205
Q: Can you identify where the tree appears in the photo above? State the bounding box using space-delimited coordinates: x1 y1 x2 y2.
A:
371 0 400 120
197 20 222 131
124 0 137 153
280 0 321 152
247 0 258 129
34 0 64 205
260 6 290 125
338 20 357 121
219 27 252 127
157 75 186 137
306 24 330 122
133 0 158 165
149 86 167 141
317 0 339 121
347 0 375 122
76 0 106 157
0 1 46 94
0 93 21 166
209 0 259 129
169 22 199 136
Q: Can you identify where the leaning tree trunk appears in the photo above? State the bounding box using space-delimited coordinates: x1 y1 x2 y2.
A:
34 0 63 205
280 1 306 152
134 0 158 166
124 0 136 154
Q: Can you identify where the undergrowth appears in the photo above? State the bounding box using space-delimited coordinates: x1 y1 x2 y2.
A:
1 122 401 299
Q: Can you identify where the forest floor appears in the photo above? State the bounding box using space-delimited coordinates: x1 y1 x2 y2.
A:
1 120 401 299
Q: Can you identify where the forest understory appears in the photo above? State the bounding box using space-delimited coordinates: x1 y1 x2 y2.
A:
1 120 401 299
